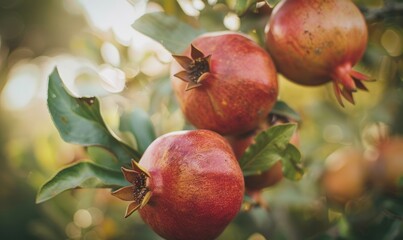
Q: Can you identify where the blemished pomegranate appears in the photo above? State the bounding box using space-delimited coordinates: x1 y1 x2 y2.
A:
321 147 369 206
226 114 300 191
112 130 244 240
171 32 278 135
265 0 370 106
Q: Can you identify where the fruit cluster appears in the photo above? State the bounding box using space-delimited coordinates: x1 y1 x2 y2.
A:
111 0 370 239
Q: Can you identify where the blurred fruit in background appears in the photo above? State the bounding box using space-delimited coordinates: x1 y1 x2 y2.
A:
321 147 369 206
371 137 403 193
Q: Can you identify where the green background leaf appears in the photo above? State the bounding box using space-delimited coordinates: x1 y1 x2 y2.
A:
270 100 301 122
132 12 206 54
120 108 156 154
47 68 141 165
36 161 127 203
240 123 297 176
235 0 257 15
281 144 304 180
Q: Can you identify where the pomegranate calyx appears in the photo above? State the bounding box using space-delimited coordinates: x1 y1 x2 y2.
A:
111 160 152 218
172 44 211 91
332 63 357 92
332 65 371 107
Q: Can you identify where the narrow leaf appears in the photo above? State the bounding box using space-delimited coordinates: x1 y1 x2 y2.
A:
132 12 206 54
36 161 127 203
281 144 304 180
270 100 301 122
120 108 156 154
240 124 297 176
47 68 141 164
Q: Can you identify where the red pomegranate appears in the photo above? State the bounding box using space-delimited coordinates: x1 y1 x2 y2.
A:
171 32 278 135
371 137 403 193
265 0 370 106
227 114 300 191
112 130 244 240
321 147 368 205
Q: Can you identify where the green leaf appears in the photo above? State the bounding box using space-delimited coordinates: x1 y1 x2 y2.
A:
240 123 297 176
132 12 206 54
86 146 122 170
264 0 281 8
270 100 301 122
235 0 257 15
36 161 127 203
120 108 156 154
47 68 141 164
281 144 304 180
149 76 178 113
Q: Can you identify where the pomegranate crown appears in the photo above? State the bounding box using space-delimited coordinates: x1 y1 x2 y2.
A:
111 160 152 218
332 63 373 107
172 44 211 91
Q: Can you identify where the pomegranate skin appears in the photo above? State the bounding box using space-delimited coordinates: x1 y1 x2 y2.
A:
171 32 278 135
265 0 369 106
266 0 367 85
139 130 244 240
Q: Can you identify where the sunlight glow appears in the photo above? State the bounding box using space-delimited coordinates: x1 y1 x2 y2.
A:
52 55 126 97
98 65 126 93
77 0 147 45
224 12 240 31
101 42 121 67
177 0 201 16
1 63 39 110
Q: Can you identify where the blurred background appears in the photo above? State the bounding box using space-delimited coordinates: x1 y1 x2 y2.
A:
0 0 402 239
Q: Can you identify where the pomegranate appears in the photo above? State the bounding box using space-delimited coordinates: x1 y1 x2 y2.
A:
371 137 403 193
171 32 278 135
265 0 370 106
321 147 369 206
112 130 244 240
227 114 300 191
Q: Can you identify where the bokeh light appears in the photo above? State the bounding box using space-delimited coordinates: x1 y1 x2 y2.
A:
74 209 92 228
224 12 241 31
1 63 40 110
381 28 402 57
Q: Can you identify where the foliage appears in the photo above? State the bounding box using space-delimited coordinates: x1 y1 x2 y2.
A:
47 69 141 165
239 124 298 176
133 12 206 54
119 108 156 155
36 161 127 204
